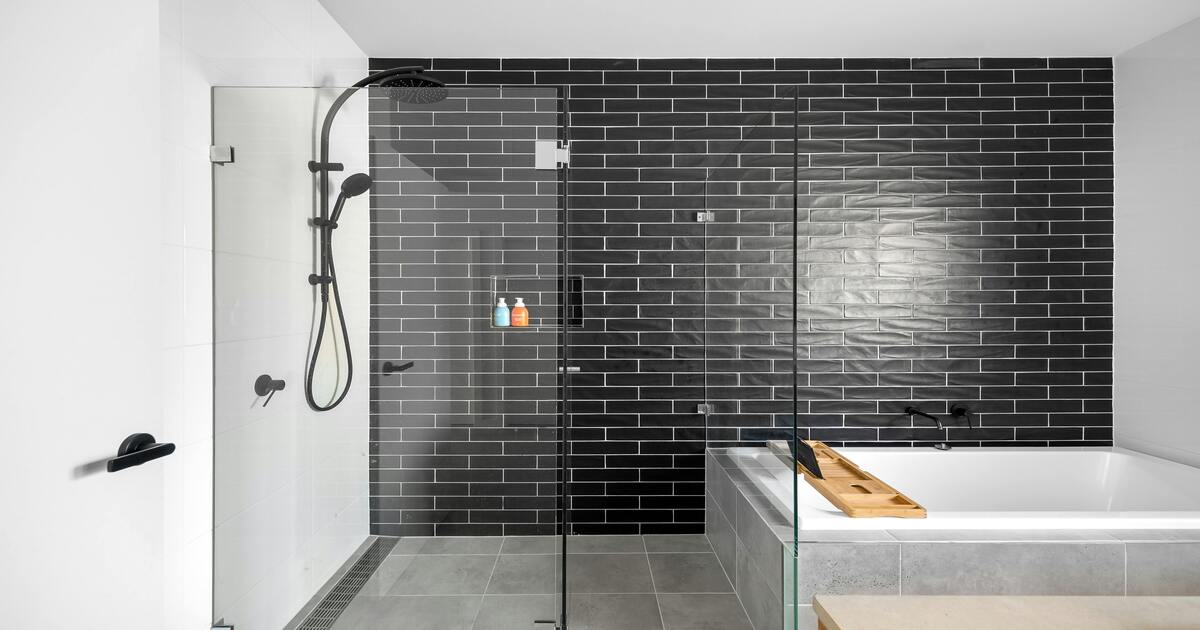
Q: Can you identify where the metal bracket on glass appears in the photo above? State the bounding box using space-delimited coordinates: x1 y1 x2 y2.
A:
534 140 570 169
695 211 715 222
557 366 581 373
697 403 712 415
209 145 235 164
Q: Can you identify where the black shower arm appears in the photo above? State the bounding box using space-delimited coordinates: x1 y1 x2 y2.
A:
316 66 427 172
313 67 427 226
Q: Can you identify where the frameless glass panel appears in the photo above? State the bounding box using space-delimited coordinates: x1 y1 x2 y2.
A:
213 85 566 629
212 86 372 629
702 94 800 630
368 85 566 627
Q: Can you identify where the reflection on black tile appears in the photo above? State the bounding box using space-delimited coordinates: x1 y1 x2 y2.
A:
367 55 1114 536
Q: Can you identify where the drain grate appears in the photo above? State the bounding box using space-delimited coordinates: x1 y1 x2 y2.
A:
296 537 399 629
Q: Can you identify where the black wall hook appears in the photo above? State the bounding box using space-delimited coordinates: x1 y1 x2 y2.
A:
107 433 175 473
255 374 286 406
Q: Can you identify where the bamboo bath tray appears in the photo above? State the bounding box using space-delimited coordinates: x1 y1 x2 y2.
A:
768 440 926 519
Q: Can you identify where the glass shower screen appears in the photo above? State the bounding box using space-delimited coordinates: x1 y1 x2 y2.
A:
212 85 568 629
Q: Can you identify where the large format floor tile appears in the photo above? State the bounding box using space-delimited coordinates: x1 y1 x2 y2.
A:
566 535 647 554
501 535 560 554
322 535 751 629
473 594 557 630
392 536 505 556
487 554 558 594
385 554 498 595
644 534 713 553
331 595 482 630
567 553 655 593
648 553 735 593
568 594 664 630
658 593 753 630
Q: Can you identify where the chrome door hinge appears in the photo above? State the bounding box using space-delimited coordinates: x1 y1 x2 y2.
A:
695 211 715 222
209 145 235 164
697 404 712 415
557 365 581 373
535 140 570 169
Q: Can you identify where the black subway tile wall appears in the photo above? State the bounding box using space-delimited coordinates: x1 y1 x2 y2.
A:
368 58 1114 536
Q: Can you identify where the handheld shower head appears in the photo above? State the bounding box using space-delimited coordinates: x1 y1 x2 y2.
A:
340 172 373 197
329 173 372 224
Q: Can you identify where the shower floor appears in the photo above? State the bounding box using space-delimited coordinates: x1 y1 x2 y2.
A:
330 534 753 630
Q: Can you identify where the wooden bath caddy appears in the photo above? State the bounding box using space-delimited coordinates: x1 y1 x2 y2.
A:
768 440 926 519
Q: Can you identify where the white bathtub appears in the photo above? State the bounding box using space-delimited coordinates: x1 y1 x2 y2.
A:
727 446 1200 530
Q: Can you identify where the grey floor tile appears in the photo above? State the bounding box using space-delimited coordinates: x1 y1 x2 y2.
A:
648 553 735 593
472 594 556 630
657 593 753 630
567 553 655 593
331 595 481 630
502 535 560 554
486 554 558 594
392 536 504 555
644 534 713 553
566 534 646 553
357 555 417 596
386 554 498 595
568 594 663 630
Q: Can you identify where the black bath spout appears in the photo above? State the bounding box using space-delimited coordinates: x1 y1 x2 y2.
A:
904 406 944 430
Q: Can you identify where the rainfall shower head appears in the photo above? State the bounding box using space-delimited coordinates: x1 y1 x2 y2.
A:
340 172 373 197
379 71 448 104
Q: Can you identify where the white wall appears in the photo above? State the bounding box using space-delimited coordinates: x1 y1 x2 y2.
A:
160 0 366 628
1114 17 1200 468
0 1 166 628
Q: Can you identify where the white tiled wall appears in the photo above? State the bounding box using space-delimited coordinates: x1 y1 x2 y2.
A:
1114 17 1200 469
2 1 166 627
159 0 366 628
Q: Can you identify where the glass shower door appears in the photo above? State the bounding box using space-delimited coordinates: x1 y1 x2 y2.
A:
212 84 569 629
369 85 567 629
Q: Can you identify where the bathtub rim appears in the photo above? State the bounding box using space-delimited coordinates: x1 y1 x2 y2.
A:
714 445 1200 532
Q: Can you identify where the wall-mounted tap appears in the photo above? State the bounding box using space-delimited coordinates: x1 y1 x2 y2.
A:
904 406 943 430
905 406 950 451
950 404 975 429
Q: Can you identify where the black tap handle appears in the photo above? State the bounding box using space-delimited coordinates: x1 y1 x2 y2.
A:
951 404 974 430
254 374 286 406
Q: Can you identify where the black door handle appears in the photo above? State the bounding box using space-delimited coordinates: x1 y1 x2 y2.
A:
107 433 175 473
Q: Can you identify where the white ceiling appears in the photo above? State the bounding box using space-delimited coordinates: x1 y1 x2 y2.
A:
320 0 1200 59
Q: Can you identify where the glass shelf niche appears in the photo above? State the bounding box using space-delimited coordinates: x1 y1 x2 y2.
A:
489 274 583 330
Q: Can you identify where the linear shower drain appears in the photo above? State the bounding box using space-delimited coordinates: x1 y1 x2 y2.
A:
296 536 399 629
